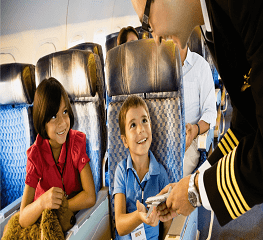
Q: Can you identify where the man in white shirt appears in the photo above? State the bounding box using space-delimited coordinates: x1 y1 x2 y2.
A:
180 45 216 177
131 0 263 227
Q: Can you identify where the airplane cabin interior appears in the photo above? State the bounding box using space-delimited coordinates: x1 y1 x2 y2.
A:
1 0 263 239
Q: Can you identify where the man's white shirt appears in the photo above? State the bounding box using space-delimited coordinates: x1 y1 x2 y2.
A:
197 0 213 211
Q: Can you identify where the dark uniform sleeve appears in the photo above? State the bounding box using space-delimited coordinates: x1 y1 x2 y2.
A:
203 0 263 226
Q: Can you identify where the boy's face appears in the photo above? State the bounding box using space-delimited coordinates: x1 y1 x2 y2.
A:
121 106 152 159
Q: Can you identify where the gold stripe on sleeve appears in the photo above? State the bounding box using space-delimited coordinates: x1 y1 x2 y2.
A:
228 129 239 145
222 153 242 217
230 147 251 211
221 138 231 153
218 129 239 156
225 152 245 215
217 156 237 220
218 142 227 156
225 133 236 150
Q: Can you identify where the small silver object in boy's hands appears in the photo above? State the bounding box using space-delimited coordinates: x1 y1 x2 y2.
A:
145 186 172 219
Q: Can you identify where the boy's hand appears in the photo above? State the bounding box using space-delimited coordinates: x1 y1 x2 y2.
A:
136 200 159 227
40 187 64 210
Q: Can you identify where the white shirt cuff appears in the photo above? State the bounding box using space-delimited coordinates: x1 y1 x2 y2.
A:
198 160 211 172
198 161 212 210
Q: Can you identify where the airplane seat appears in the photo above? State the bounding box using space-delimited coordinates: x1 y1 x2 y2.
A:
35 49 107 194
187 27 203 57
34 49 110 239
69 42 110 187
69 42 105 70
105 27 151 52
105 38 198 239
105 27 152 111
0 63 36 209
105 31 119 52
69 42 107 109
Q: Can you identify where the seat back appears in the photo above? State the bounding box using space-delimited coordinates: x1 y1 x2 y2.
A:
0 63 36 209
188 27 203 57
105 27 152 52
105 31 119 52
105 39 185 236
69 42 107 101
36 49 106 194
69 42 105 70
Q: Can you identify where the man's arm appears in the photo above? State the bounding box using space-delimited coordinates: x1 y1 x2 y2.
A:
185 120 210 151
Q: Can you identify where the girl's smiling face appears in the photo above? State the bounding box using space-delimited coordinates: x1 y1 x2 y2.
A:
45 96 70 149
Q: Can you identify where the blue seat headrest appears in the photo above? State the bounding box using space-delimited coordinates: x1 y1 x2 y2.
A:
106 39 182 97
36 50 97 99
0 63 36 105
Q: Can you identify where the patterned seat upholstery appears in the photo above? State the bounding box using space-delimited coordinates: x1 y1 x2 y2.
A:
105 39 185 237
36 49 106 194
0 63 36 209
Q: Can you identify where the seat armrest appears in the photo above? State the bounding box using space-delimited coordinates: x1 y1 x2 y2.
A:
165 209 198 239
0 196 22 238
102 151 108 188
0 196 22 224
167 215 187 237
197 128 214 152
65 187 109 239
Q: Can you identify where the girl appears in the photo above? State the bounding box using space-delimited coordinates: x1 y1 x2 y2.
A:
19 77 96 228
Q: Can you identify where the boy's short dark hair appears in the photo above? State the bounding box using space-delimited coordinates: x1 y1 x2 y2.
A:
117 26 139 46
33 77 74 139
118 95 150 136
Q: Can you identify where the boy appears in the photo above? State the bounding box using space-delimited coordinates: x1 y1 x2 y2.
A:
113 95 172 239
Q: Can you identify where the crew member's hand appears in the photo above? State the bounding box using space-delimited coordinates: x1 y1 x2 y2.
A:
157 176 195 222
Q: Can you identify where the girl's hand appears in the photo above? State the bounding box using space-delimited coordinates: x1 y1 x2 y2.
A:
136 200 159 227
40 187 64 210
